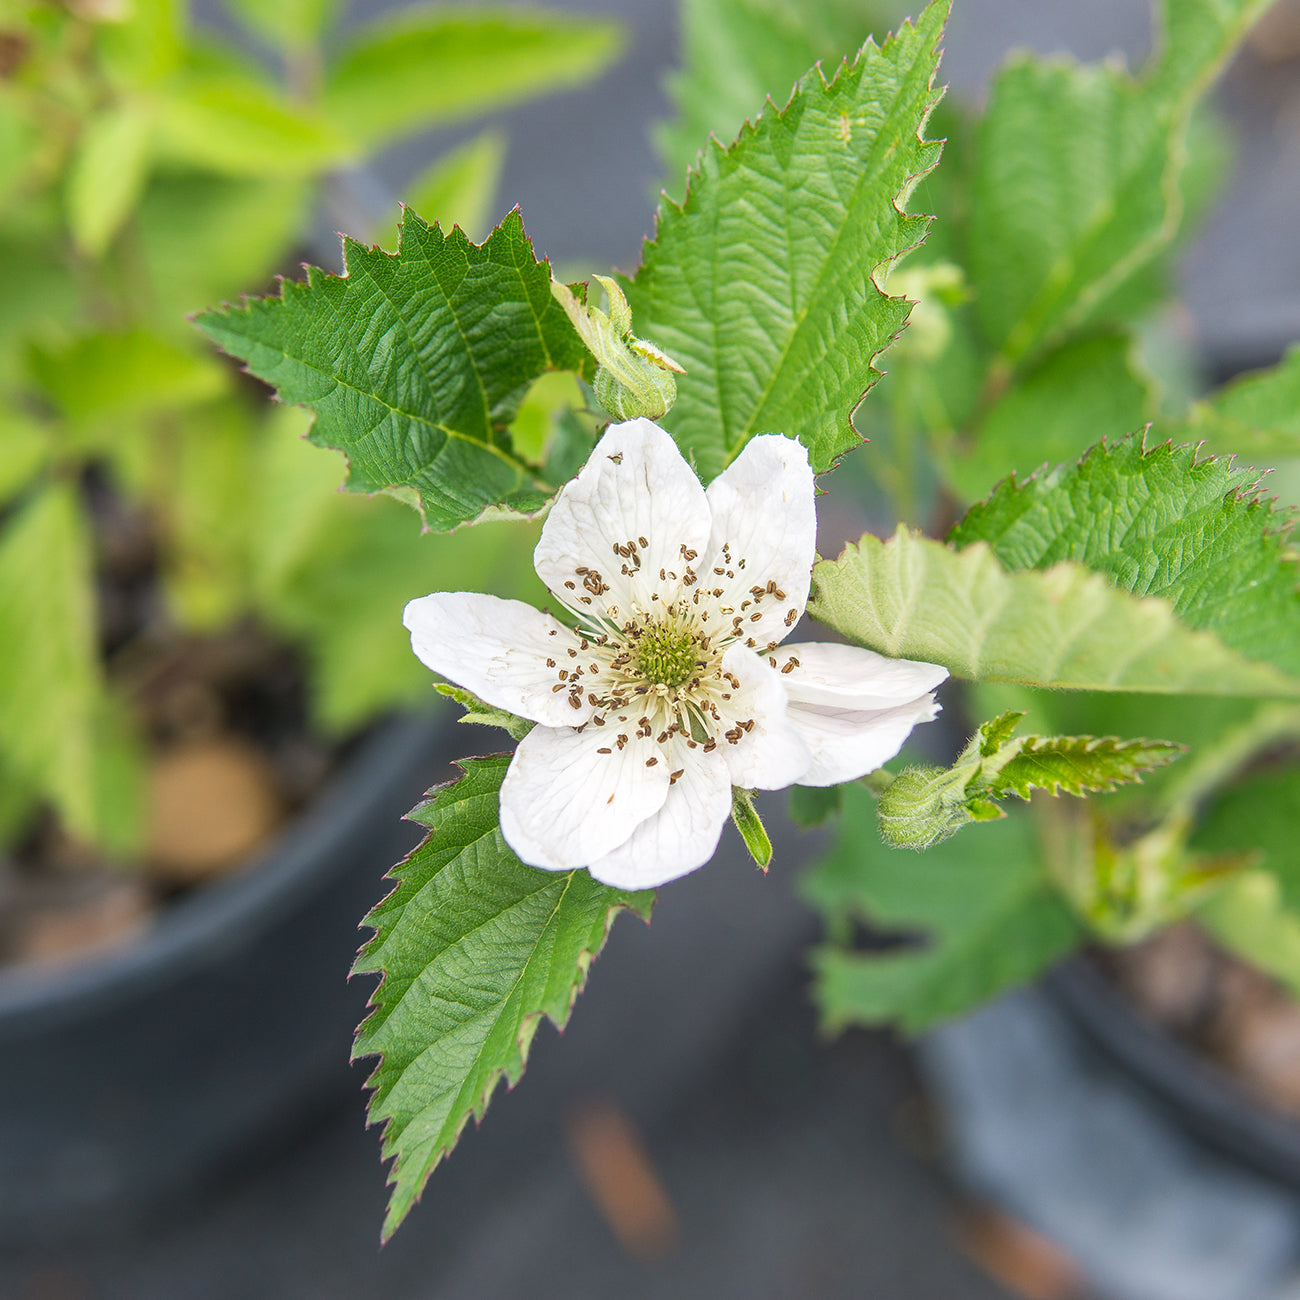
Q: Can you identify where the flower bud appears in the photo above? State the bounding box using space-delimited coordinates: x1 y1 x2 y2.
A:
552 275 685 421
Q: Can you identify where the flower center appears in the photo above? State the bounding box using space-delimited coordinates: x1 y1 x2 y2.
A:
632 621 699 690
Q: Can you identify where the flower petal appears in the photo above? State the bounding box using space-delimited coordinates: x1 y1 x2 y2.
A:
776 641 947 786
534 418 711 624
716 643 811 790
499 723 669 870
777 641 949 709
702 434 816 654
404 592 594 726
587 740 732 889
787 694 942 786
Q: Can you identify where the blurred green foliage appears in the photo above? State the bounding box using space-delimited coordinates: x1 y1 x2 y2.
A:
0 0 621 855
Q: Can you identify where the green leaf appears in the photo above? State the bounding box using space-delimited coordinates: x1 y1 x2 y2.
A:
433 683 534 742
1199 870 1300 1001
1193 764 1300 912
945 330 1152 502
877 711 1182 849
626 0 947 481
254 415 549 734
657 0 882 180
28 329 228 432
0 410 50 505
403 129 507 244
968 0 1272 367
222 0 340 49
353 754 652 1239
137 172 309 325
1184 345 1300 460
65 101 153 258
788 782 844 828
809 526 1300 697
323 9 625 149
948 435 1300 683
803 786 1079 1033
154 71 354 176
196 210 587 532
0 484 100 840
159 398 255 629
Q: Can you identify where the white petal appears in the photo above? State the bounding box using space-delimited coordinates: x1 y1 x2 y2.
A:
777 641 949 710
404 592 594 726
499 723 669 870
702 434 816 654
788 694 942 786
717 643 811 790
533 418 711 623
587 741 732 889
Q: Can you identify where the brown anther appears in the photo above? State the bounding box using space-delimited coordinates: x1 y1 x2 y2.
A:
638 536 648 547
742 719 754 732
597 747 612 754
750 612 762 622
645 757 658 767
564 580 576 589
546 658 556 668
784 608 798 626
568 696 582 709
552 683 566 693
669 769 685 784
703 738 717 752
780 661 795 674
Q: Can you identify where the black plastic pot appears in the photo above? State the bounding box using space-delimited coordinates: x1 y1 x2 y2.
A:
1045 955 1300 1190
0 712 453 1241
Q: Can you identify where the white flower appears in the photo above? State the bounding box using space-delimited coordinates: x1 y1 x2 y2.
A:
404 418 946 890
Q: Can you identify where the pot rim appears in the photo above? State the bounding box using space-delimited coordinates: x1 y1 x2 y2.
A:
1046 953 1300 1188
0 710 445 1029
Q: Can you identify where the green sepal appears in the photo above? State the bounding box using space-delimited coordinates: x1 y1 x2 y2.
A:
731 787 773 869
434 683 534 742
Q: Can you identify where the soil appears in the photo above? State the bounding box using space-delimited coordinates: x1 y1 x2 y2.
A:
1101 924 1300 1120
0 470 337 970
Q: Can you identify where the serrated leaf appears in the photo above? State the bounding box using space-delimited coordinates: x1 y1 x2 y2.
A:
403 129 507 244
810 526 1300 697
65 101 153 258
876 711 1181 849
196 210 587 532
657 0 881 180
0 484 100 840
626 0 947 481
968 0 1271 367
949 435 1300 683
945 330 1152 503
353 755 652 1239
323 9 624 149
803 786 1079 1033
